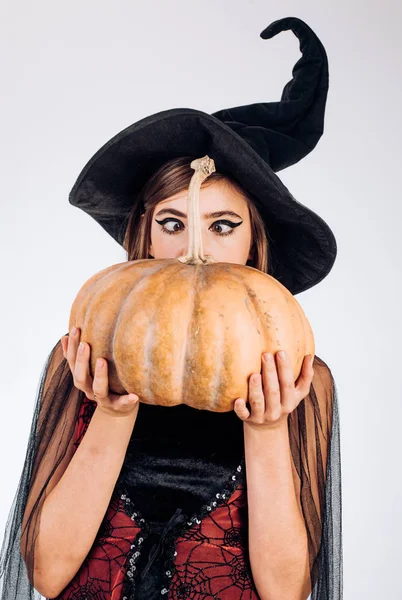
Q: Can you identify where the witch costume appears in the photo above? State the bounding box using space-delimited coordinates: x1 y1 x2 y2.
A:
0 16 343 600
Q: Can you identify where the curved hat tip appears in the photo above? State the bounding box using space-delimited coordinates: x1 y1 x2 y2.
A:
260 16 314 40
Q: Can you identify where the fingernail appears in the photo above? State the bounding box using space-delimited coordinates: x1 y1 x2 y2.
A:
78 342 85 353
71 327 77 336
310 355 314 367
278 350 286 360
263 352 272 361
96 358 103 368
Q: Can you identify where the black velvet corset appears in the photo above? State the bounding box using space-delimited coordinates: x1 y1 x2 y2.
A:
119 401 245 525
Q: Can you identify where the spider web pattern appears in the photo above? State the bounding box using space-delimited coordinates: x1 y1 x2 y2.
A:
52 494 141 599
166 485 259 600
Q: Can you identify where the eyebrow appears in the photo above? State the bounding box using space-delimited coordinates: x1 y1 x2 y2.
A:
155 208 243 220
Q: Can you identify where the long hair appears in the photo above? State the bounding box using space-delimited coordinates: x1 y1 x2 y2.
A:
122 156 271 272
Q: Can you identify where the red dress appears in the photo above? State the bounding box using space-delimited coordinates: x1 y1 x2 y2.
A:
52 397 261 600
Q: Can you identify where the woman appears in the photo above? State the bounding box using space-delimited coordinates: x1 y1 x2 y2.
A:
0 16 343 600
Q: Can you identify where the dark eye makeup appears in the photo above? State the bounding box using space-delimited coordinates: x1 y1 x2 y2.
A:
154 218 243 237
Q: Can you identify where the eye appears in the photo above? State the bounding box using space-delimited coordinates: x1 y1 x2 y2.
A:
155 218 242 237
210 221 235 236
155 219 183 235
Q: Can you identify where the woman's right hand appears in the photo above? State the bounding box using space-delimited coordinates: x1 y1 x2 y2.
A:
60 327 140 418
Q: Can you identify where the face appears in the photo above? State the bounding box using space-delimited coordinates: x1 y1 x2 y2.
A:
148 180 254 265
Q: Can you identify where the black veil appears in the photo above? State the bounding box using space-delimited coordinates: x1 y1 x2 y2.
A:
0 336 343 599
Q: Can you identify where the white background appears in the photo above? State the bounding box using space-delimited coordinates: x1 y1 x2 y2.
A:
1 1 401 598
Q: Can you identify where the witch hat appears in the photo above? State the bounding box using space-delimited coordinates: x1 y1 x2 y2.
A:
68 16 336 295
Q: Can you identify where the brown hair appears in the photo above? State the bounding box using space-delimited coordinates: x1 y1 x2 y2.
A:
123 156 270 273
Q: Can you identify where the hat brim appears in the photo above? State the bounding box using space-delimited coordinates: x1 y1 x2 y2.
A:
68 107 337 295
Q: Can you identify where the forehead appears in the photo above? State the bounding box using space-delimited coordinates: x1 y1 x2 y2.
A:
157 180 248 210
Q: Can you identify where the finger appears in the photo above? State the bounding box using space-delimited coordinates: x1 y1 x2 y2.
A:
61 335 70 356
295 354 315 401
234 398 250 420
92 357 110 399
66 327 80 374
73 341 94 397
248 372 265 420
274 351 295 411
261 353 281 414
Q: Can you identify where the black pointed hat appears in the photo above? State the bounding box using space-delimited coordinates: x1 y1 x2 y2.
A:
68 16 337 295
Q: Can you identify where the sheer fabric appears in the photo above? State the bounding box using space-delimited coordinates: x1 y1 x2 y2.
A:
0 336 342 599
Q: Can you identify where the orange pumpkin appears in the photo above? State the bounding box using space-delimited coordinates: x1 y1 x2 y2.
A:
69 156 314 412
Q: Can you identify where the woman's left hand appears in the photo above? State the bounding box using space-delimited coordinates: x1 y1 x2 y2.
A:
234 351 314 430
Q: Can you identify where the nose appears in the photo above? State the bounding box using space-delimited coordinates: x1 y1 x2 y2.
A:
177 232 214 260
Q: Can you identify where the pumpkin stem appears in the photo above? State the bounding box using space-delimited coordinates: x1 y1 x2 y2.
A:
177 155 218 265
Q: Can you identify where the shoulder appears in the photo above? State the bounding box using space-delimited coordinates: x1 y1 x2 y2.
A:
307 354 336 434
311 353 335 392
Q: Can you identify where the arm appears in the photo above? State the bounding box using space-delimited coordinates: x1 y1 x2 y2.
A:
23 404 138 598
244 420 311 600
237 352 336 600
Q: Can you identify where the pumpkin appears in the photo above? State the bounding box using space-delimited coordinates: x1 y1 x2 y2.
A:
69 156 315 412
